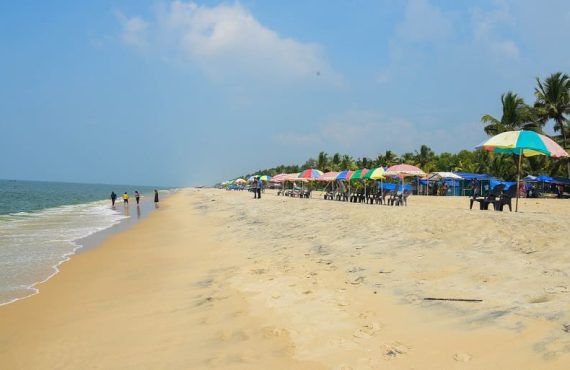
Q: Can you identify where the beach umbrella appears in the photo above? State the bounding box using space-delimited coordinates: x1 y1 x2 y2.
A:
317 171 340 181
476 130 569 211
271 173 289 183
235 178 247 184
336 170 354 181
259 175 272 182
385 164 425 193
350 168 369 180
298 169 324 180
385 164 426 177
363 167 386 180
247 175 257 183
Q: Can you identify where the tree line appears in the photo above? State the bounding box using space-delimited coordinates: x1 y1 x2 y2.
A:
239 72 570 182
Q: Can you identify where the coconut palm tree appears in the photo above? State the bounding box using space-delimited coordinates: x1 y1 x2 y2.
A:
414 145 436 170
534 72 570 176
534 72 570 145
481 92 536 136
316 151 329 171
340 154 356 170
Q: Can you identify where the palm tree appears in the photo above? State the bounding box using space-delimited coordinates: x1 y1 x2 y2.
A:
340 154 356 170
481 92 536 136
316 151 329 171
414 145 435 170
534 72 570 176
331 153 341 171
535 72 570 145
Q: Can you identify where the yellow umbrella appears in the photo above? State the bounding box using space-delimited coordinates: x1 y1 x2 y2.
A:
363 167 386 180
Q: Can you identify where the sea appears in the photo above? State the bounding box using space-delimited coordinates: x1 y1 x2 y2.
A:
0 179 168 306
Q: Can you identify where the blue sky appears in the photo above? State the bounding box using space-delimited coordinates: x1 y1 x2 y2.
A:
1 0 569 186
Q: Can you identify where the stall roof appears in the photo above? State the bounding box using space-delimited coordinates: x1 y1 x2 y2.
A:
454 172 495 180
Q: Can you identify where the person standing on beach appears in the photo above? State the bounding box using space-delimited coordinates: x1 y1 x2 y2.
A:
134 191 140 205
252 178 258 199
256 176 263 199
110 191 117 207
154 189 159 208
471 179 479 197
123 192 129 205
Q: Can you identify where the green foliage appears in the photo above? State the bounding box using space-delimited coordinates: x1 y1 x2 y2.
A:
233 72 569 183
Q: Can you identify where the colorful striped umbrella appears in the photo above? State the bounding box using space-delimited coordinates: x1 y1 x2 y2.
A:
271 173 299 182
317 171 340 181
350 168 369 180
336 170 353 181
363 167 386 180
259 175 272 181
298 169 324 180
235 178 247 184
476 130 569 158
477 130 569 212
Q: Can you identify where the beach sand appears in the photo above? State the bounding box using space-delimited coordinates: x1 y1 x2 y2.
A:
1 189 570 369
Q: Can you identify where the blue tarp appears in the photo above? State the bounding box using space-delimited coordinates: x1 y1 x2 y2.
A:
522 175 570 185
419 179 460 186
552 177 570 185
378 183 413 191
455 172 495 180
490 179 516 189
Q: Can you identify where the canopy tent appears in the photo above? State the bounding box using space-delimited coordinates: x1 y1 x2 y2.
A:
426 172 463 180
422 172 463 196
523 175 570 185
454 172 494 180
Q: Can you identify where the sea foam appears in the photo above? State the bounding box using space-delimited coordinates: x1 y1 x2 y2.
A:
0 201 127 306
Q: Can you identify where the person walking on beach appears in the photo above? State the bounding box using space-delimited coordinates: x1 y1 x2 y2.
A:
110 191 117 207
123 192 129 205
154 189 159 208
256 176 263 199
135 191 140 205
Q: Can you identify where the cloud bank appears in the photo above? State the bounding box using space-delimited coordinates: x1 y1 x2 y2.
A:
118 1 338 83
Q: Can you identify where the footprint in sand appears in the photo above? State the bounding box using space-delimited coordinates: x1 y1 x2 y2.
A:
353 322 382 340
383 342 410 359
453 352 472 362
544 286 569 294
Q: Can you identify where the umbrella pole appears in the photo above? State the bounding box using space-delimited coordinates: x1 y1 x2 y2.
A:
516 153 522 212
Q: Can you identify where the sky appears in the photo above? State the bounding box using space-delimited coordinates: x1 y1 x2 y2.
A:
1 0 569 186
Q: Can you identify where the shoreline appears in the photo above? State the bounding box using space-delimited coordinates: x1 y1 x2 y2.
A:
1 188 569 369
0 193 167 308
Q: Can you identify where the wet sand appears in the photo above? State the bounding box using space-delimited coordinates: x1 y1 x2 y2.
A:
1 188 569 369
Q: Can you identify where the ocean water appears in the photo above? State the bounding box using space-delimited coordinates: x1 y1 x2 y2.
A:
0 180 164 306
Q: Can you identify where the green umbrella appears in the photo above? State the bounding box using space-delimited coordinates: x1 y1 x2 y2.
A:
350 168 369 181
363 167 386 180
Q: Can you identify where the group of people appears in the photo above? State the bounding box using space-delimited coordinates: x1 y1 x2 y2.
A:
110 190 160 208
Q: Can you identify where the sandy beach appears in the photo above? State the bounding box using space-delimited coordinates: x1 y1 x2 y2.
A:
1 188 570 369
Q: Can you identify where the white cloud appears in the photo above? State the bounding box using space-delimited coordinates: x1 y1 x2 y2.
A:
118 1 338 84
116 11 149 49
470 1 520 60
395 0 453 44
